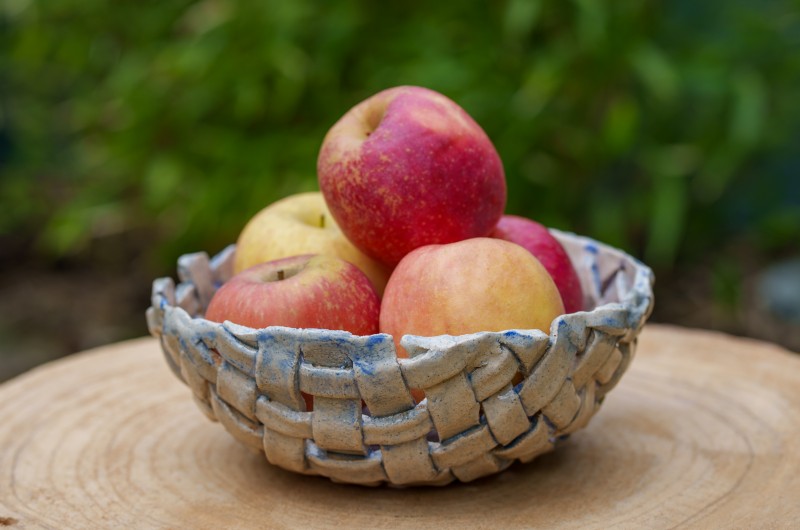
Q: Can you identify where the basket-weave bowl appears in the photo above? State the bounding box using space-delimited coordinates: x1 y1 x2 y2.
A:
146 230 654 487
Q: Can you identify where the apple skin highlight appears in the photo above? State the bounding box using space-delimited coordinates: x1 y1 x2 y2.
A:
318 86 507 267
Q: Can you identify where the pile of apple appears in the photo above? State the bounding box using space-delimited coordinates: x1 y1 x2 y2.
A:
206 87 583 396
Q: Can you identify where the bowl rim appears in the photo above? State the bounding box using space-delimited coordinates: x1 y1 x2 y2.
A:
149 229 654 345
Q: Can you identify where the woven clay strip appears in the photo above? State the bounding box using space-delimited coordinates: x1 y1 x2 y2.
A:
147 231 654 486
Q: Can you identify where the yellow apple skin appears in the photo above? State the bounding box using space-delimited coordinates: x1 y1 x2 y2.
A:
380 238 564 357
234 192 390 295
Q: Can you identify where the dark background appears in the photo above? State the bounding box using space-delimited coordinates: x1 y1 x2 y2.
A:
2 0 799 381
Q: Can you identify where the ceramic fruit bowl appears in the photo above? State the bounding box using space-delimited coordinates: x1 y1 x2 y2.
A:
146 230 654 487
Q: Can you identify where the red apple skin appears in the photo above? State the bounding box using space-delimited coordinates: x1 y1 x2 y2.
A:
380 238 564 402
491 215 584 314
317 86 507 267
205 254 380 336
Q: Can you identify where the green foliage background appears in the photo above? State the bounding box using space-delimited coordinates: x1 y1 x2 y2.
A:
2 0 799 279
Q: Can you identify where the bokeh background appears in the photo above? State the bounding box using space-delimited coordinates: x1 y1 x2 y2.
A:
2 0 799 381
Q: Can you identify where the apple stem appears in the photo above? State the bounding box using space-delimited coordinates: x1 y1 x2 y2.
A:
320 214 325 228
277 270 285 281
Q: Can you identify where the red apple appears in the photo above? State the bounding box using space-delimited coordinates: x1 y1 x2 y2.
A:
490 215 584 313
380 238 564 401
317 86 507 267
206 254 380 335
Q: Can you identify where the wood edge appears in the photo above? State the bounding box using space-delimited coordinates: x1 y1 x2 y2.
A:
0 336 159 394
643 322 799 357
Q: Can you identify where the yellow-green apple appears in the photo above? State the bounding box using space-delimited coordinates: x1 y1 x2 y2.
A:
379 238 564 402
206 254 380 335
234 192 390 295
317 86 507 267
490 215 584 313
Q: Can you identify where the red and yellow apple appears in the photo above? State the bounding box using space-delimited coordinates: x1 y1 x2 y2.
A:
317 86 507 267
233 192 390 295
206 254 380 411
379 238 565 401
206 254 380 336
491 215 584 313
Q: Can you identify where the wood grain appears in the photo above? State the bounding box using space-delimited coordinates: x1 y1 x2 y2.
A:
1 324 798 529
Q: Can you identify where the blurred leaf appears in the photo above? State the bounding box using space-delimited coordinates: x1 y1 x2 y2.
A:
694 149 742 202
646 174 688 265
513 54 565 118
179 0 232 36
572 0 607 47
630 44 680 104
729 68 767 148
38 207 91 256
144 156 183 210
503 0 542 43
643 144 700 178
711 258 742 314
519 151 558 186
1 0 32 17
603 97 639 154
756 207 800 251
588 189 628 250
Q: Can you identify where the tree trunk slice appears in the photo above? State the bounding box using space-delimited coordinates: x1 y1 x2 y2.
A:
1 324 798 529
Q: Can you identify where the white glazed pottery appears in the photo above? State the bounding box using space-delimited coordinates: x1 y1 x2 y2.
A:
146 230 654 486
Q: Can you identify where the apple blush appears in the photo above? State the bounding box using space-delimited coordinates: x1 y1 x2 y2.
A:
317 86 507 267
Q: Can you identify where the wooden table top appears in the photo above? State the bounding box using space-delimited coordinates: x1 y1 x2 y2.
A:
1 324 799 529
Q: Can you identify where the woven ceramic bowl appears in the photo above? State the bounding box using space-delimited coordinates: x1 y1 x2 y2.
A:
146 230 654 487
